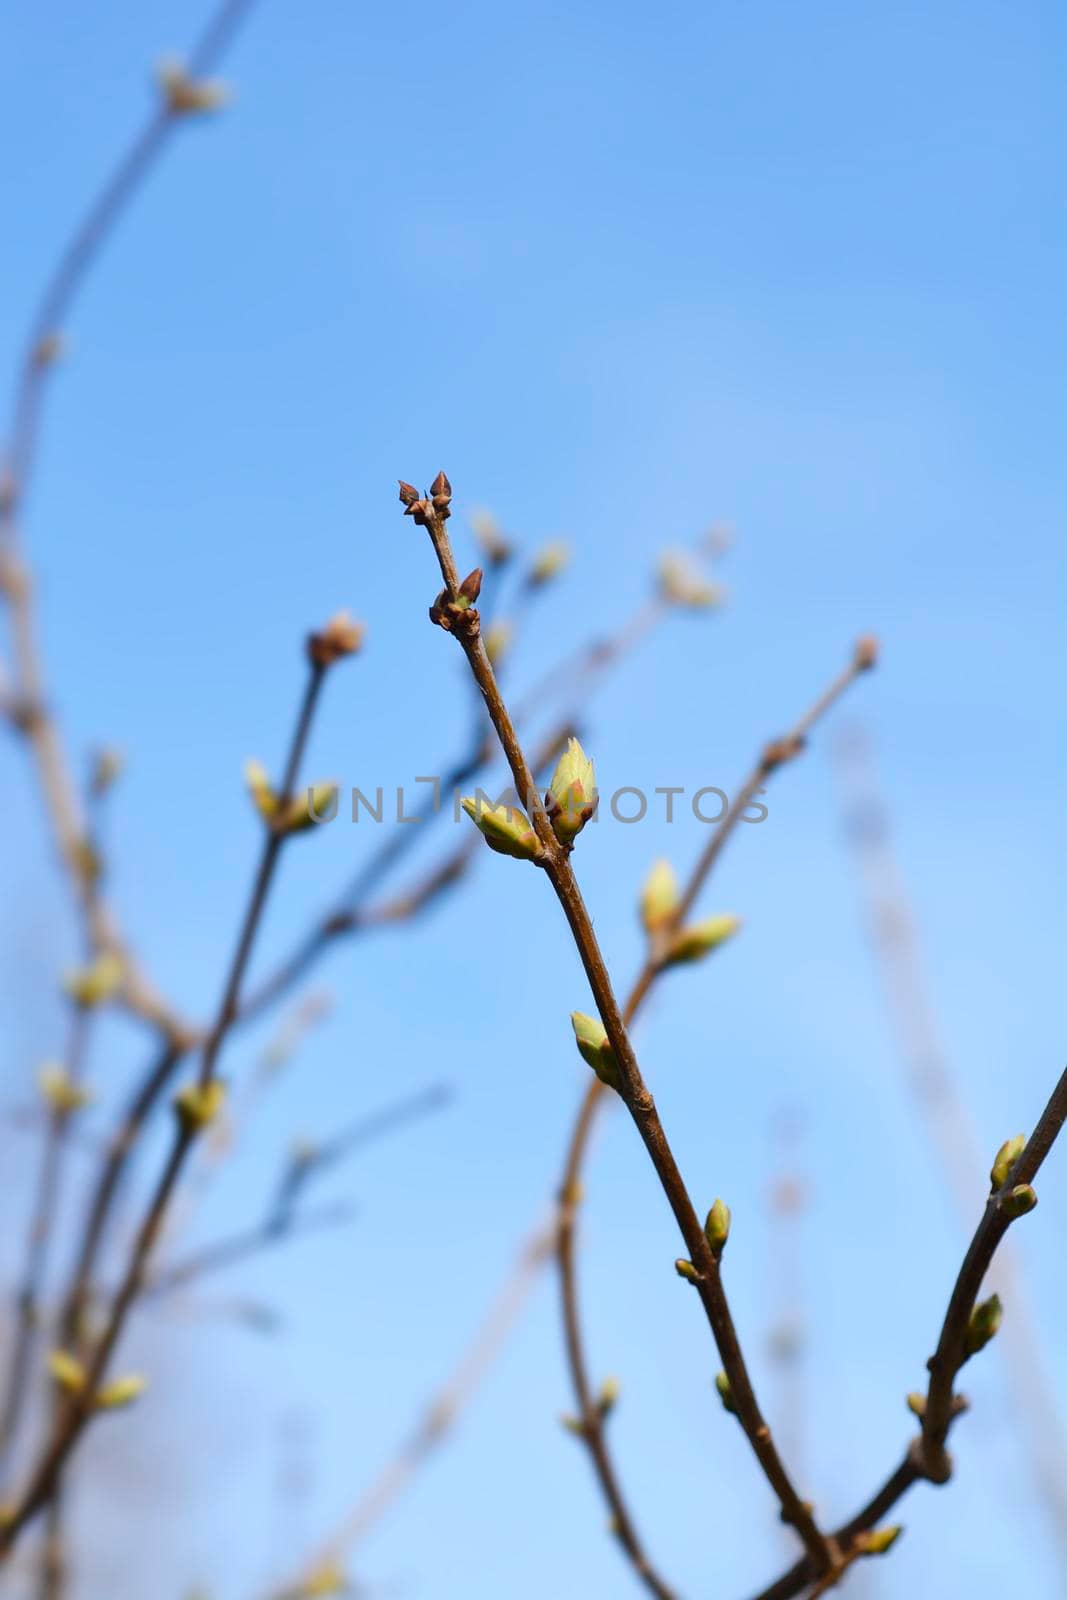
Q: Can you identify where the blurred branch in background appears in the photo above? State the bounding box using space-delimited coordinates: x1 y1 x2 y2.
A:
272 1225 555 1600
0 0 266 1041
765 1111 808 1515
833 724 1067 1559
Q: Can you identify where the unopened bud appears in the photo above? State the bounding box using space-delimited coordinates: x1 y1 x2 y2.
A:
48 1350 87 1394
397 480 420 507
703 1198 731 1255
63 952 124 1009
33 332 65 369
461 796 543 862
560 1413 586 1437
484 620 512 667
597 1377 620 1418
157 59 229 115
570 1012 622 1091
964 1293 1002 1359
906 1391 926 1418
854 635 880 672
990 1133 1026 1192
861 1525 903 1556
459 568 483 605
469 509 512 566
639 858 680 935
283 782 340 833
245 759 278 823
307 611 364 667
300 1562 349 1597
1001 1183 1038 1219
528 540 570 586
90 747 124 796
174 1079 226 1136
658 552 723 610
662 914 742 968
675 1257 701 1285
714 1371 736 1414
96 1374 147 1411
546 737 597 844
38 1063 93 1118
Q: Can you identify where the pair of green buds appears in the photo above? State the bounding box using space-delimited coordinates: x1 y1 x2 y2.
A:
245 761 338 834
640 857 741 967
460 737 597 861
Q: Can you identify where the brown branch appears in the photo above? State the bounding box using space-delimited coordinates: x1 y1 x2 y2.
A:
0 652 336 1554
748 1061 1067 1600
834 726 1067 1550
406 476 837 1583
554 646 874 1593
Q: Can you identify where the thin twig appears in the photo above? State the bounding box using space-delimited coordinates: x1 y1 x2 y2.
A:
273 1225 553 1598
0 0 264 1040
0 654 335 1553
408 478 837 1581
554 645 875 1592
834 726 1067 1551
748 1062 1067 1600
0 1010 91 1471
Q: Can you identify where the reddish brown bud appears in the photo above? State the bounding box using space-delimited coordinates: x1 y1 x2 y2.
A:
398 480 420 508
854 634 880 671
307 611 365 667
459 568 483 604
430 470 452 500
761 735 804 773
405 499 432 526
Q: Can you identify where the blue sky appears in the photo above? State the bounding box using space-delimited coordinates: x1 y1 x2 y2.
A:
1 1 1064 1595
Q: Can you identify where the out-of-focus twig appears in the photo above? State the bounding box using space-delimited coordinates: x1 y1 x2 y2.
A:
272 1225 554 1599
0 645 340 1554
0 0 265 1041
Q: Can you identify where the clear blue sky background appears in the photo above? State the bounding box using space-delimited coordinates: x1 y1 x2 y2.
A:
1 1 1064 1596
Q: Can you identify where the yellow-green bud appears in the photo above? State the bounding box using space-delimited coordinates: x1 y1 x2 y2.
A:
990 1133 1026 1191
639 859 680 935
704 1198 731 1255
62 951 124 1008
714 1371 736 1414
245 759 278 823
283 782 339 833
38 1063 93 1117
964 1293 1002 1359
658 552 723 610
96 1374 147 1411
300 1562 348 1597
48 1349 86 1395
560 1412 586 1436
674 1257 701 1285
174 1080 227 1136
528 540 570 585
1001 1183 1038 1219
546 737 597 844
570 1012 622 1091
861 1526 903 1556
906 1391 926 1418
461 796 543 862
484 620 512 667
662 914 742 968
597 1377 620 1418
